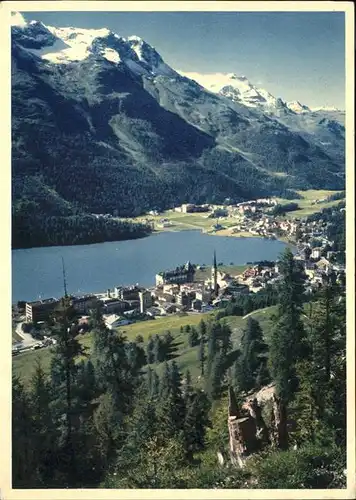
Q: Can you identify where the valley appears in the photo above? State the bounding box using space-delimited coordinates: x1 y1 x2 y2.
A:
10 10 348 492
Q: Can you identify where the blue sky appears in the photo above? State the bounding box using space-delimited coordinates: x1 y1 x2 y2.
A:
20 11 345 108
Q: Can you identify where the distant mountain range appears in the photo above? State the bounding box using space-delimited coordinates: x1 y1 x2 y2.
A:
12 15 345 221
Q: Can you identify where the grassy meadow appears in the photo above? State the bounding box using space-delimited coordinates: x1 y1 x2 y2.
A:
128 189 344 239
13 307 276 388
275 189 345 219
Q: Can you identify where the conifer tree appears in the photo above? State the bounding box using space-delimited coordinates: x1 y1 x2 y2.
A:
220 321 232 357
198 336 206 376
160 361 171 398
183 390 211 460
146 336 154 364
206 352 223 400
12 376 37 487
199 319 207 338
146 366 153 395
188 326 199 347
158 361 186 437
50 296 85 481
91 309 139 418
151 370 160 399
268 248 306 449
184 369 193 397
29 359 58 485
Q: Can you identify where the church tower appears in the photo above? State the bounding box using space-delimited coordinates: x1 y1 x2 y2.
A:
211 250 218 296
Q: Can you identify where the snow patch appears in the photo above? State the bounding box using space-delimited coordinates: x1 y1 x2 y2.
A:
178 71 279 109
310 106 342 112
39 26 112 63
102 47 121 64
11 12 27 28
287 101 311 113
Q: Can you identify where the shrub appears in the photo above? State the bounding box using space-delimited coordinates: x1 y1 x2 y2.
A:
247 444 346 489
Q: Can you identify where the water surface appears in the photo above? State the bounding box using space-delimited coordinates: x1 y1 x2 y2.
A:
12 231 292 303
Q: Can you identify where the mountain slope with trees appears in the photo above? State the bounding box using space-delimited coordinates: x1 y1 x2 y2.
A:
12 247 346 488
11 19 345 247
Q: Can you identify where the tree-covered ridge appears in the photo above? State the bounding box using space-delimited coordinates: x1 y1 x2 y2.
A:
12 22 345 249
12 198 152 249
12 248 346 488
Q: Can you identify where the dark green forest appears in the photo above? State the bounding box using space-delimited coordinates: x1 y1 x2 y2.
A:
12 198 152 249
12 248 346 489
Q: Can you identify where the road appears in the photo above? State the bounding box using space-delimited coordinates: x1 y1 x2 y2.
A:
243 309 268 320
15 322 37 347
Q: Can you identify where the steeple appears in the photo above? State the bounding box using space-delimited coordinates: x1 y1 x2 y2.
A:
212 250 218 295
61 256 68 298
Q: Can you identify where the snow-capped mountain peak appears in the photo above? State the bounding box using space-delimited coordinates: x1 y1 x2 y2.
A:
310 106 342 112
181 72 281 110
12 18 177 78
287 100 311 113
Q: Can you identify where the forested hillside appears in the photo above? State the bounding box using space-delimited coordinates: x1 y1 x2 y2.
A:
11 19 345 248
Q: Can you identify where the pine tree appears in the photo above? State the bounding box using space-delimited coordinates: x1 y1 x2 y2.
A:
206 353 223 400
233 317 267 393
268 248 306 449
93 391 123 467
294 281 346 447
220 321 232 357
50 296 86 481
206 322 219 377
146 366 153 395
188 326 199 347
158 361 186 438
153 335 165 363
198 337 205 376
160 361 171 398
146 336 154 364
184 369 193 397
151 370 160 399
199 319 207 338
29 359 58 485
91 309 139 418
183 390 211 460
242 295 254 316
12 376 37 487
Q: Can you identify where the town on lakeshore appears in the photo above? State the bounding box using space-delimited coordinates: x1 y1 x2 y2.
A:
13 193 346 356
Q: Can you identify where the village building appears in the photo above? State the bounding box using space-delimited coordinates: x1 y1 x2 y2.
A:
100 297 129 314
70 294 99 314
195 288 212 303
146 306 164 317
104 314 131 330
311 247 322 260
155 261 195 286
222 282 250 298
25 298 60 323
115 285 144 301
139 290 153 313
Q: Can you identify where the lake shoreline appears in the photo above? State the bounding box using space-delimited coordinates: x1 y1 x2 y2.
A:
12 226 294 252
12 230 292 304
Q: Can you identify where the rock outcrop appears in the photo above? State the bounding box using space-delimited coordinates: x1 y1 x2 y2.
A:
227 385 271 467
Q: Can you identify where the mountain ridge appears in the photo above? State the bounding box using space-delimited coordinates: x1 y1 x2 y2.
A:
11 15 345 244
